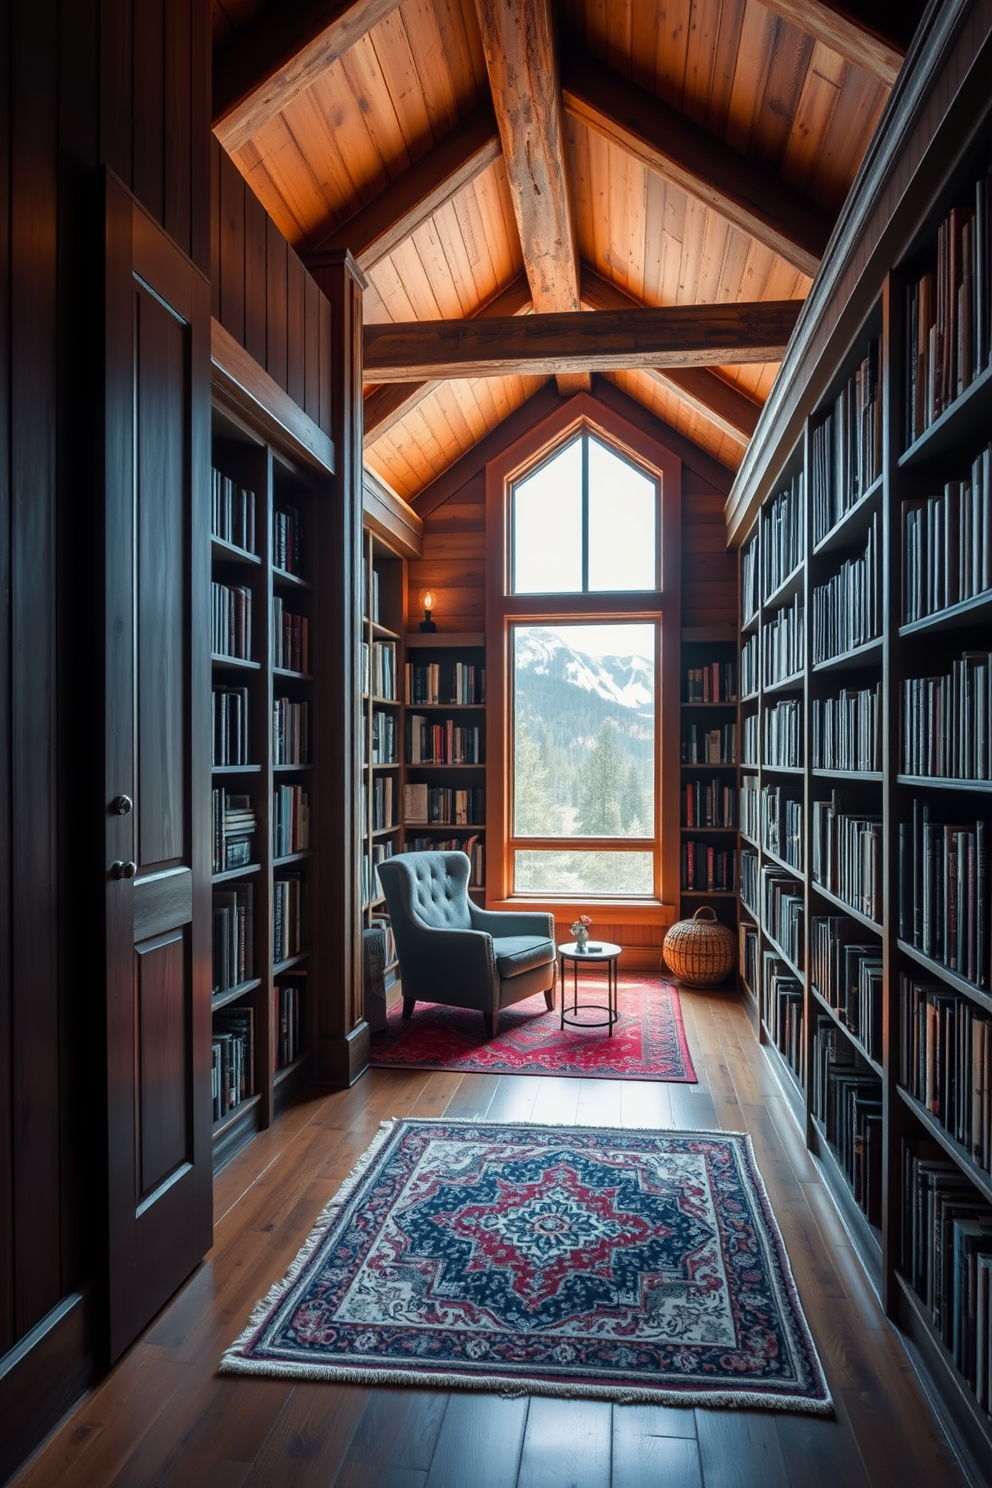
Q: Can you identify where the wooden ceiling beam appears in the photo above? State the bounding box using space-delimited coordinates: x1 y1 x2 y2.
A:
363 300 802 381
473 0 589 395
561 45 832 279
213 0 400 154
306 103 501 269
579 267 762 442
758 0 904 84
363 276 532 445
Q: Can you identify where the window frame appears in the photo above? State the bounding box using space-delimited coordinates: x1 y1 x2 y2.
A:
485 394 682 916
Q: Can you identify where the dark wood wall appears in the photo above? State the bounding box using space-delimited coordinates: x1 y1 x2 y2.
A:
211 138 333 437
0 1 210 1478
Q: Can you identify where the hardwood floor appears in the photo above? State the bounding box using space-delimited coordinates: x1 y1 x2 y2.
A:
11 989 969 1488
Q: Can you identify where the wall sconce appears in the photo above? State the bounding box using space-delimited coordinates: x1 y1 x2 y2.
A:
419 590 437 632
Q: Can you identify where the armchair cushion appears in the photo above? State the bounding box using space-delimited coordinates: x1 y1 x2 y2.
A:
492 934 555 978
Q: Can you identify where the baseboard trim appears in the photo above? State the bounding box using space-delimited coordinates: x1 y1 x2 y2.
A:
0 1290 95 1483
318 1020 371 1087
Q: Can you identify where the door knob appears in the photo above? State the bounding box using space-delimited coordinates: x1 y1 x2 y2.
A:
111 860 137 880
112 794 133 815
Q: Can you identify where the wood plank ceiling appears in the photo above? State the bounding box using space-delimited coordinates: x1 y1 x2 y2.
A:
212 0 914 500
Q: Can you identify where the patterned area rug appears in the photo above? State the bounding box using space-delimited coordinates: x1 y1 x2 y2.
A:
221 1119 831 1412
369 976 697 1082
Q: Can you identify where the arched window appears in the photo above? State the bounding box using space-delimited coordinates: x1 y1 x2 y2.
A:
485 397 681 913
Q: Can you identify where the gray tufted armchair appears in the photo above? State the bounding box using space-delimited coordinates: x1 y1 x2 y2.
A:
376 850 557 1037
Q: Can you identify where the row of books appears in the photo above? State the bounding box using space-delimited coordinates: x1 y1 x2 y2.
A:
740 924 759 995
405 660 484 706
810 339 882 543
741 633 758 697
811 795 882 923
683 662 736 703
361 556 380 624
902 650 992 780
211 580 252 661
681 723 736 765
364 640 397 700
364 773 396 832
212 884 254 995
763 953 805 1086
742 712 759 768
902 1141 992 1405
273 697 310 766
213 686 251 768
680 841 736 892
812 684 880 773
740 777 759 842
812 1021 882 1226
741 534 759 625
212 1007 254 1121
404 836 484 887
211 468 257 555
272 598 309 674
905 164 992 446
764 697 803 770
212 789 255 875
903 449 992 622
407 717 483 765
369 708 398 766
273 784 309 858
762 785 803 871
809 917 882 1065
898 801 989 988
762 473 804 597
811 513 881 664
362 840 394 905
900 975 992 1171
273 503 305 577
762 596 804 686
762 865 804 969
741 847 759 917
274 978 305 1070
273 872 307 963
404 783 485 826
682 779 736 829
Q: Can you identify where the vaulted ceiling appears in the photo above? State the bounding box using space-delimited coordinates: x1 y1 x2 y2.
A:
211 0 922 501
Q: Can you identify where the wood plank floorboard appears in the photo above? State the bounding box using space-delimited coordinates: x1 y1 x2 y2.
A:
9 990 970 1488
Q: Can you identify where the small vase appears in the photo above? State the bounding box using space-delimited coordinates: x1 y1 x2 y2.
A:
575 929 589 949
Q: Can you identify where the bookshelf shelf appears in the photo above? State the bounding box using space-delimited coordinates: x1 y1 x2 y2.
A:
810 474 883 558
272 948 312 975
212 536 262 565
761 842 803 877
212 862 262 884
811 637 883 674
763 671 804 694
812 768 883 782
810 1117 883 1280
897 774 992 792
273 1051 312 1088
896 940 992 1015
273 667 313 682
898 358 992 469
761 562 805 611
211 654 261 671
810 878 882 934
761 763 803 775
272 567 312 591
898 588 992 636
809 984 883 1077
212 1091 262 1140
761 926 803 982
212 977 263 1013
898 1087 992 1206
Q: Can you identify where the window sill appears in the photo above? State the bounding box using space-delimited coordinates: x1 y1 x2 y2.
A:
485 897 677 926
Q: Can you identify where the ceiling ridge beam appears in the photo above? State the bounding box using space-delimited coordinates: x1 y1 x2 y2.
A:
363 300 803 381
474 0 589 395
561 43 833 279
363 275 532 445
579 266 763 442
306 102 501 270
758 0 904 84
213 0 400 155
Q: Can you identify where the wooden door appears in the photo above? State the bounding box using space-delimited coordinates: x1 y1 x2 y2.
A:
103 173 212 1362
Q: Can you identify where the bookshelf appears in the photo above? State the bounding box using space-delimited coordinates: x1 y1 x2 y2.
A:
361 527 404 990
679 627 739 960
209 407 321 1169
730 77 992 1471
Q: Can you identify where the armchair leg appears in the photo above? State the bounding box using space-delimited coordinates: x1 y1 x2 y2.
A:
483 1011 497 1038
543 987 555 1011
402 997 416 1020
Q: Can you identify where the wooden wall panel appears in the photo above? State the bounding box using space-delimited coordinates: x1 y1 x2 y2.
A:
212 138 334 436
682 481 738 628
407 471 485 633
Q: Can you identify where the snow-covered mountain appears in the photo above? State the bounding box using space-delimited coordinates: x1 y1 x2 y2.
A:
514 626 653 712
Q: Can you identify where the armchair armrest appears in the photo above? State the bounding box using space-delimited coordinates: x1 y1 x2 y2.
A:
469 905 555 940
400 924 499 1008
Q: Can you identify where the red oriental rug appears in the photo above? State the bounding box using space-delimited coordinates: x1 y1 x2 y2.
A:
369 974 696 1082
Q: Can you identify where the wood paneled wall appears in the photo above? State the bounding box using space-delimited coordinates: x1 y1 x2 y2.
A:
0 1 210 1478
211 138 333 437
682 475 738 628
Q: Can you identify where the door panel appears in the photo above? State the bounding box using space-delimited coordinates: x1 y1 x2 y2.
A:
104 172 211 1362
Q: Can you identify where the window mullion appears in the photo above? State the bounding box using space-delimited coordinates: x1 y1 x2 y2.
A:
581 432 589 593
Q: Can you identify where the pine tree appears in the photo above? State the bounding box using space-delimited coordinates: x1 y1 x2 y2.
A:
513 719 558 834
577 721 627 836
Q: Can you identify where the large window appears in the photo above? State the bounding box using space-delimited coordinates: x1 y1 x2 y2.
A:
487 408 678 908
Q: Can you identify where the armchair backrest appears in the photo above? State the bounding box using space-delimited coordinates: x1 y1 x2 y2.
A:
376 851 474 940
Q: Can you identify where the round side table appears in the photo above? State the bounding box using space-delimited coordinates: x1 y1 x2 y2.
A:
557 941 622 1036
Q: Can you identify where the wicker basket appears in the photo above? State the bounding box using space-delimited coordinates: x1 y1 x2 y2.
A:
663 906 736 988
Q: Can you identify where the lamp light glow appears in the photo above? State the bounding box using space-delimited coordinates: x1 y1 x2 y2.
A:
419 589 436 632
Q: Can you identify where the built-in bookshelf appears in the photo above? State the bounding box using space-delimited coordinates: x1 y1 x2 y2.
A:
361 528 404 992
209 408 321 1169
731 93 992 1475
679 628 739 951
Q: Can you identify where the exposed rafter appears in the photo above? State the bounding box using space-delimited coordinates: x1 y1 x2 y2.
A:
363 301 802 381
561 45 832 279
362 276 532 446
473 0 588 394
759 0 904 84
579 268 763 443
306 104 501 269
213 0 399 155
